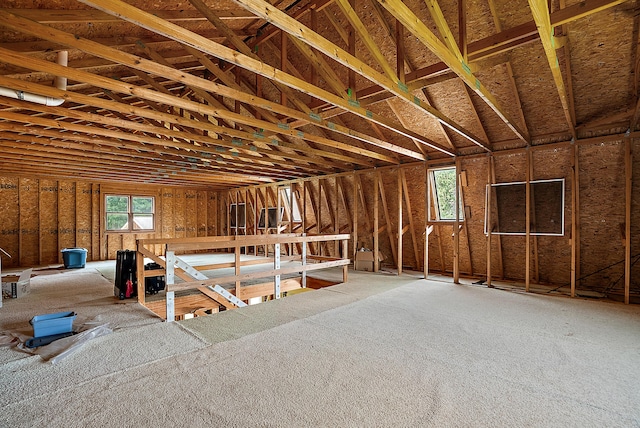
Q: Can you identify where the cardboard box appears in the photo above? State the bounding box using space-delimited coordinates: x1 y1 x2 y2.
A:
2 268 32 299
354 251 384 272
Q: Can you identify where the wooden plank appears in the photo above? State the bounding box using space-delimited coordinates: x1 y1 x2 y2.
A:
355 174 372 232
353 174 358 260
551 0 628 26
136 249 145 304
424 165 429 278
401 169 420 271
529 153 540 284
236 278 302 300
485 0 531 144
170 258 351 292
558 0 577 132
486 157 492 287
287 34 350 99
459 168 473 276
342 239 349 281
144 292 222 320
198 286 237 309
145 233 350 249
459 0 467 60
453 160 460 283
490 156 505 279
424 0 464 60
335 0 398 82
377 170 397 265
397 170 403 275
527 0 577 140
303 0 625 117
525 150 531 292
0 19 391 166
374 173 380 272
624 137 632 304
396 20 406 82
188 0 311 114
0 78 344 173
322 8 349 44
347 0 357 94
574 145 581 289
570 145 577 297
3 8 255 23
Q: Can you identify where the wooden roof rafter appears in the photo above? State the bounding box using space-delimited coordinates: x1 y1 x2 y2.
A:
0 74 330 175
528 0 577 141
0 130 306 184
0 46 382 170
365 0 456 151
483 0 531 145
331 0 435 155
231 0 479 154
9 12 407 165
0 125 306 180
0 96 346 173
178 5 347 167
375 0 528 146
0 144 271 188
187 0 312 115
66 0 452 156
1 9 256 24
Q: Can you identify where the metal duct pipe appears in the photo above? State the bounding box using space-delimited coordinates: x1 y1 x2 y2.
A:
0 51 67 106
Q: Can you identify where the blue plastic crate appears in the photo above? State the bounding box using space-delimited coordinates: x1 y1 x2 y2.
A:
30 311 76 338
61 248 87 269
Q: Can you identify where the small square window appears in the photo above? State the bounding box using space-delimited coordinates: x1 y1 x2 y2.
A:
106 194 155 232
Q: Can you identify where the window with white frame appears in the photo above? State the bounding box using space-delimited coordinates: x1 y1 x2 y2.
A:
229 203 246 229
428 166 464 221
105 195 155 232
280 186 302 223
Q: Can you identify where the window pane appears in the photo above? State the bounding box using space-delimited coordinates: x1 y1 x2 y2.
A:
132 197 153 213
132 214 154 230
433 169 456 220
230 204 237 228
106 213 128 230
237 204 246 228
106 195 128 213
432 168 463 221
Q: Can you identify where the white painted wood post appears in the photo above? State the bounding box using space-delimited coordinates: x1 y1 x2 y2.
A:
165 250 175 322
274 243 281 299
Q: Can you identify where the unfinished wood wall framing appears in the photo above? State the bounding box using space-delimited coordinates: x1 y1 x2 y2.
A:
0 178 219 266
218 137 638 299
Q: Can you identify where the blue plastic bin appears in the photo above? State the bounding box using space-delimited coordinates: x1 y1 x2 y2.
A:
30 311 76 337
61 248 87 269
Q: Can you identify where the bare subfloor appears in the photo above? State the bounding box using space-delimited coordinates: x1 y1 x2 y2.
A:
1 259 639 427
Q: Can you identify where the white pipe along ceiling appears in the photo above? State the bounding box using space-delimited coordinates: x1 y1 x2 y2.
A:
0 51 67 106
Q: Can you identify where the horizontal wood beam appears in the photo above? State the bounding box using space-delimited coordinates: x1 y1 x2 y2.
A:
3 8 256 24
